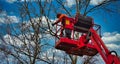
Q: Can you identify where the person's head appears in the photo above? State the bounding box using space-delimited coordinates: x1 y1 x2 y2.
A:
57 13 62 18
57 13 67 18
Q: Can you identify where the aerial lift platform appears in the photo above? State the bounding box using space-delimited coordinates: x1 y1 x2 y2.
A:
54 14 120 64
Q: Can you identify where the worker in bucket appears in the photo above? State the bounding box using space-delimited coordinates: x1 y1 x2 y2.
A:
52 13 75 39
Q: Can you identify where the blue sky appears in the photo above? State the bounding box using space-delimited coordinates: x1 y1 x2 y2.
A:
0 0 120 63
1 0 120 33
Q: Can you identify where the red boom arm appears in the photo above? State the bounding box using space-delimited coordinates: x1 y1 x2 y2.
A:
90 28 120 64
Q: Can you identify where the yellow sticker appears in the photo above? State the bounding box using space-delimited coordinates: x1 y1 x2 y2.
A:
65 20 70 25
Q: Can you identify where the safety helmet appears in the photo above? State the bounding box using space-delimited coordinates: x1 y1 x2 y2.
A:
57 13 67 18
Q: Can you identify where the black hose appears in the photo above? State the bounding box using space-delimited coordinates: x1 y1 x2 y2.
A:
109 51 118 56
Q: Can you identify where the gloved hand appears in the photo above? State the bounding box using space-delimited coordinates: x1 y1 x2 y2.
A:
52 23 55 26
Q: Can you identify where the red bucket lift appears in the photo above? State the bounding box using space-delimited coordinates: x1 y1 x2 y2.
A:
55 37 79 51
54 14 120 64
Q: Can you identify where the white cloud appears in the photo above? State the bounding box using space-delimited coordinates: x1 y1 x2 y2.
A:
106 43 120 49
41 48 71 63
0 16 19 23
101 32 120 56
90 0 105 5
2 29 53 47
66 0 76 7
6 0 17 3
106 43 120 56
20 0 33 2
21 16 54 31
102 32 120 44
5 0 31 3
2 33 42 46
0 11 19 24
3 34 23 46
82 54 104 64
6 0 52 3
0 11 7 16
65 0 106 7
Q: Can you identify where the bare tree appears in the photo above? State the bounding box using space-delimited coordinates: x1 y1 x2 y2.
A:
0 0 70 64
